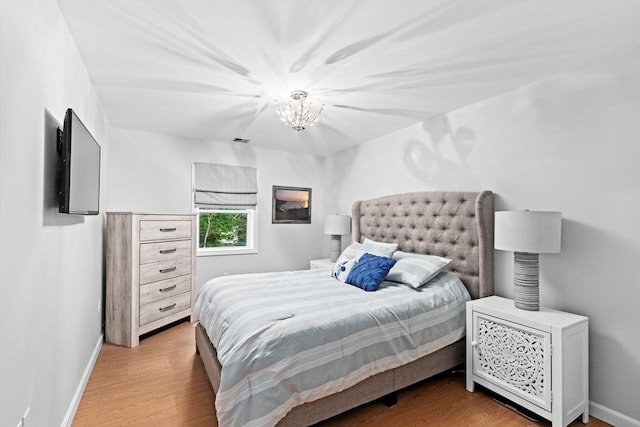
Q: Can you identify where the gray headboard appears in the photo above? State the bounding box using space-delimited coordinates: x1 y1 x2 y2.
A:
351 191 494 299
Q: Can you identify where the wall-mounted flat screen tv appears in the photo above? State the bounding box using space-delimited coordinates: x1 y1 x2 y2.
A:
57 108 101 215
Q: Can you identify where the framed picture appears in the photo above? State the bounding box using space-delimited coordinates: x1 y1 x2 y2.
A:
272 186 312 224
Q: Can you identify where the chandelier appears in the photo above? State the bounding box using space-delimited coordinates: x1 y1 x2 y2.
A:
275 90 324 131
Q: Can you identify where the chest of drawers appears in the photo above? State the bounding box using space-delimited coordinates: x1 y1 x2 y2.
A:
106 213 197 347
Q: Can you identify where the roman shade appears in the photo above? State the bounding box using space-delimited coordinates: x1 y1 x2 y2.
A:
193 163 257 209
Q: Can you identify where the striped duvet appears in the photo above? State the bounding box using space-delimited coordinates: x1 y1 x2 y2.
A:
194 268 471 427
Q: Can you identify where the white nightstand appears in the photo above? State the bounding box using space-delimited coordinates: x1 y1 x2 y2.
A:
466 296 589 427
309 258 334 269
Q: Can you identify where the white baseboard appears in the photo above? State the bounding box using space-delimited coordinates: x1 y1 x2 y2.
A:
61 334 103 427
590 401 640 427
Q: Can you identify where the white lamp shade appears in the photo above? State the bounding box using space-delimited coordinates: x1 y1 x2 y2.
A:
324 214 350 235
495 211 561 253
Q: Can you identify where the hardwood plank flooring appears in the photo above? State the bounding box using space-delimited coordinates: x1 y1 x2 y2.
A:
73 320 608 426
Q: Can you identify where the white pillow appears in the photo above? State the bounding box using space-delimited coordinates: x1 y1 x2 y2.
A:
362 238 398 258
386 251 451 288
331 242 362 278
332 257 358 282
331 240 396 279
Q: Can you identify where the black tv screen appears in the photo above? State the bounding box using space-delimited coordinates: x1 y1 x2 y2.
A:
58 108 101 215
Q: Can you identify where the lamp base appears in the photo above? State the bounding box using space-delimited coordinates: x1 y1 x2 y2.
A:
329 235 342 262
513 252 539 311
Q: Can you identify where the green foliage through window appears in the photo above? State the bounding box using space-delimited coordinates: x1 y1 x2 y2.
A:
199 211 248 248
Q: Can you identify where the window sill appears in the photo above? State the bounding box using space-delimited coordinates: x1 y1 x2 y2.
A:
197 248 258 257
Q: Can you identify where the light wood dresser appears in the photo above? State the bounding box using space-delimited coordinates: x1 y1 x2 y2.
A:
106 212 197 347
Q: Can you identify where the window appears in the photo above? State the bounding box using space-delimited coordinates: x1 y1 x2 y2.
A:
192 162 258 256
197 208 257 255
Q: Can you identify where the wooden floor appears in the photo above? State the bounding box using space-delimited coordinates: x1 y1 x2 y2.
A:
73 320 608 427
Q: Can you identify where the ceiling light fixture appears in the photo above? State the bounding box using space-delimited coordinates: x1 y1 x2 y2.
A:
275 90 324 131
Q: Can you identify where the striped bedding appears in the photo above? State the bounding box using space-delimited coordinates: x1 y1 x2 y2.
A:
194 267 471 427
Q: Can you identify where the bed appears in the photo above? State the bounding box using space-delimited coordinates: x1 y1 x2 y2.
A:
194 190 494 426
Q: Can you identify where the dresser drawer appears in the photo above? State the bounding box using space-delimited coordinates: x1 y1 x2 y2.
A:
139 257 191 285
139 292 191 326
140 275 191 305
139 240 192 264
139 220 192 241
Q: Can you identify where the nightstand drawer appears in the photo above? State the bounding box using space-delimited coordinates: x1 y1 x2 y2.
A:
140 240 192 264
139 220 192 241
139 257 191 285
140 275 191 305
140 292 191 326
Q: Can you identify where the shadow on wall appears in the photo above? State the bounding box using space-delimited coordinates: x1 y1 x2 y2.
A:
231 140 257 166
284 151 324 180
325 144 358 211
588 329 639 418
544 218 638 313
543 217 640 420
402 114 477 184
43 109 82 226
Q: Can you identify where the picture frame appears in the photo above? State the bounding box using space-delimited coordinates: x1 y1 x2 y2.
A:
272 185 312 224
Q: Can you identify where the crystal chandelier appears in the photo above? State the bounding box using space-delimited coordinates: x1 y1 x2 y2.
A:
275 90 324 131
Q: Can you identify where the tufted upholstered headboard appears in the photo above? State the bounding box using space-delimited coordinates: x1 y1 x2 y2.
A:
351 191 494 299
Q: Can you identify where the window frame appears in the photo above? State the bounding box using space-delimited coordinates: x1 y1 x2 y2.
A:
195 207 258 256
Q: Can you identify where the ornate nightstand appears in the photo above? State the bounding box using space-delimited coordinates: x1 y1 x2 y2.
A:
466 296 589 426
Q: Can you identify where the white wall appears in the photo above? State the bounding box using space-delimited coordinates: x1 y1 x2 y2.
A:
0 1 108 426
105 128 328 290
327 50 640 424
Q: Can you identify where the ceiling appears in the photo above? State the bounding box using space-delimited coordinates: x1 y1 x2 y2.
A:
57 0 640 156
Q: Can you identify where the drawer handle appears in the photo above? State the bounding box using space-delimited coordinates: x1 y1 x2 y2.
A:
158 303 176 312
159 248 177 254
159 227 177 232
471 341 478 347
159 285 177 293
159 266 177 273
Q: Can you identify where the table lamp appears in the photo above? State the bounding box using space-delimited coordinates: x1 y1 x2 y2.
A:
494 211 561 311
324 214 351 262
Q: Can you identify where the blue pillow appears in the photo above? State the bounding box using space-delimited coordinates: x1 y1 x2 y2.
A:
345 253 396 292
